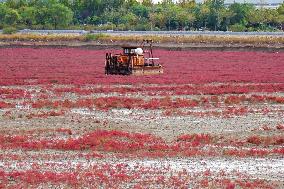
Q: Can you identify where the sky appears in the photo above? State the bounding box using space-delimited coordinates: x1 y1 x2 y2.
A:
153 0 283 3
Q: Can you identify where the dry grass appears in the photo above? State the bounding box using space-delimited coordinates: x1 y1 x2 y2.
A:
0 34 85 41
109 35 284 44
0 33 283 45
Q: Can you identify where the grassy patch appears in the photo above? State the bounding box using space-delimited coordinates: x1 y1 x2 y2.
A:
2 27 18 34
84 33 109 41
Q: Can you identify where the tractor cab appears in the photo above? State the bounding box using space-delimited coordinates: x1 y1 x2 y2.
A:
122 47 142 55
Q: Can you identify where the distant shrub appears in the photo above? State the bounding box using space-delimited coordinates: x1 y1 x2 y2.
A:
134 23 152 31
31 24 44 30
67 25 84 30
83 25 97 31
229 24 247 32
43 23 54 30
116 24 127 31
85 33 108 41
2 26 18 34
15 24 27 30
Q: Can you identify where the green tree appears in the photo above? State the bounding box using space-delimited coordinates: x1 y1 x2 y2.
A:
5 0 28 9
0 3 8 25
121 12 137 29
131 4 149 18
229 3 254 26
0 0 282 31
160 3 181 30
177 10 195 30
276 3 284 27
219 8 235 31
33 6 49 28
193 3 210 30
142 0 153 7
48 3 73 29
278 3 284 14
4 9 20 25
246 8 278 31
58 0 74 8
20 6 37 27
178 0 196 9
149 11 166 30
205 0 225 30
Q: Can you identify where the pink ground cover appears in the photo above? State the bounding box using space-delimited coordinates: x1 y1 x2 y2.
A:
0 48 283 85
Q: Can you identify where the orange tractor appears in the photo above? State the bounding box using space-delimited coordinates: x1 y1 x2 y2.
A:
105 40 163 75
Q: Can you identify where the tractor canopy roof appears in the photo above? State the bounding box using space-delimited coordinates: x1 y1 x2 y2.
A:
122 46 140 49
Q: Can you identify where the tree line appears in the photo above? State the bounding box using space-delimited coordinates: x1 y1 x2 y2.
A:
0 0 284 32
